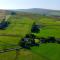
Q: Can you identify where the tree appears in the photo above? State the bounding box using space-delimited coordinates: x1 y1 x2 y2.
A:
25 34 36 39
19 38 31 49
25 34 39 46
19 34 40 49
56 41 60 44
47 37 56 43
31 22 40 33
31 38 40 47
0 21 10 30
40 37 47 43
11 12 16 15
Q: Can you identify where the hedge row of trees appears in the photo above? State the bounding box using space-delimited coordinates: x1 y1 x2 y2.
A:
19 22 60 49
19 34 39 49
19 33 60 49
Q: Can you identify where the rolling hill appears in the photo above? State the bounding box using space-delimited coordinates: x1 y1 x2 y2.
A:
13 8 60 16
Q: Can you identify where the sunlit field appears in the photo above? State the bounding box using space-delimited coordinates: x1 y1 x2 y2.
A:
0 14 60 60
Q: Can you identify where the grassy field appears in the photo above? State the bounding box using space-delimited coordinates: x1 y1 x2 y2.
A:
31 43 60 60
0 14 60 60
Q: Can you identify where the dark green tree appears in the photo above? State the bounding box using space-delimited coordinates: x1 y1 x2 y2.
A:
40 37 48 43
31 22 40 33
18 38 31 49
25 33 36 39
47 37 56 43
11 12 16 15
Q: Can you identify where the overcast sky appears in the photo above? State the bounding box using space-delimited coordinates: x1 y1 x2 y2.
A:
0 0 60 10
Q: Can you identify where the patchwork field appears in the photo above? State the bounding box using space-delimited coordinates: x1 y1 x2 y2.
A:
0 14 60 60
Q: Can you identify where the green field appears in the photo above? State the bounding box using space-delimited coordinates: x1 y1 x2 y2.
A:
0 14 60 60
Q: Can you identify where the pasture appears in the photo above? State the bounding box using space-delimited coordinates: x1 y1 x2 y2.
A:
0 14 60 60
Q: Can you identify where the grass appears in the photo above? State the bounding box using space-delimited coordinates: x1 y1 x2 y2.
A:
0 51 16 60
0 49 47 60
34 16 60 38
31 43 60 60
0 14 60 60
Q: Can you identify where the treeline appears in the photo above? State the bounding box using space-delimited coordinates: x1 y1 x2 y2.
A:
19 33 60 49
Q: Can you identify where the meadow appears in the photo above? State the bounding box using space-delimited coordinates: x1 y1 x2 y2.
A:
0 14 60 60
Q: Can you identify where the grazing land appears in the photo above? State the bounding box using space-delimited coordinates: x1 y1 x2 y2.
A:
0 13 60 60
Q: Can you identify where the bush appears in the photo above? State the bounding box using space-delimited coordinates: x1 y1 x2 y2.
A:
19 35 40 49
19 38 31 49
40 37 47 43
47 37 56 43
0 21 10 30
31 22 40 33
25 34 36 39
56 41 60 44
11 12 16 15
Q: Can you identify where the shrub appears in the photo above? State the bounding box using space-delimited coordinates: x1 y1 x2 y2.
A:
25 33 36 39
31 22 40 33
19 38 31 49
47 37 56 43
0 21 10 30
56 41 60 44
11 12 16 15
40 37 47 43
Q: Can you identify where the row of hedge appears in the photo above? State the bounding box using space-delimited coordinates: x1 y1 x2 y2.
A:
19 33 60 49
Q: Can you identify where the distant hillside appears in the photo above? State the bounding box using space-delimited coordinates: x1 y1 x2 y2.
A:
14 8 60 16
0 8 60 17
